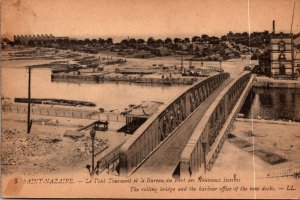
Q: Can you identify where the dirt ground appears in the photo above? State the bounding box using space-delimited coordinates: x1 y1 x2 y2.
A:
210 120 300 179
1 112 128 176
97 51 255 78
2 48 255 78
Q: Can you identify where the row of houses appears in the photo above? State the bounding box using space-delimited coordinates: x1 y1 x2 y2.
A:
14 34 69 45
255 32 300 79
110 40 246 60
10 34 250 60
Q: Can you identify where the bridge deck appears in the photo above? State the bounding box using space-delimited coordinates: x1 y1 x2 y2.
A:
132 78 234 176
179 72 254 177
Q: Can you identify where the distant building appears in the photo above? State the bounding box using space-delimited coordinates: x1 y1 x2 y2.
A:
294 34 300 75
294 34 300 49
255 21 298 78
255 49 271 75
152 47 170 56
270 33 295 78
13 34 69 45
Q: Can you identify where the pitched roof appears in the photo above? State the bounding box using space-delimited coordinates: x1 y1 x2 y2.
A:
123 101 163 118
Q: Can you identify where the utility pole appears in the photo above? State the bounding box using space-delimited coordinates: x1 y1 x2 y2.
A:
290 1 296 34
91 128 96 174
202 140 207 174
27 67 32 133
86 128 97 176
181 55 183 71
290 1 296 78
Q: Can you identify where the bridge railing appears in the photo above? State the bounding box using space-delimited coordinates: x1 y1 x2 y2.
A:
119 73 230 176
180 72 253 176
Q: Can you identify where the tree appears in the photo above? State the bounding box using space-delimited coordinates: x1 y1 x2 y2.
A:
147 37 155 46
188 44 194 54
173 38 182 44
242 32 249 37
195 45 200 53
77 40 84 45
2 38 10 43
227 31 234 37
156 39 163 44
184 37 190 43
120 39 129 48
106 38 113 45
154 39 163 48
128 38 137 44
121 39 128 44
137 39 145 44
209 36 220 44
98 38 105 45
70 39 77 45
8 41 15 46
220 35 227 41
192 36 201 42
201 34 209 41
84 38 91 45
164 38 172 44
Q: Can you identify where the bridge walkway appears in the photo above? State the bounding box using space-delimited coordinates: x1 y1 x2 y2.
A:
132 78 234 176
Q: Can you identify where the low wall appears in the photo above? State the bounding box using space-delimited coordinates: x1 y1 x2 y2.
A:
51 74 196 85
2 104 126 122
253 77 300 88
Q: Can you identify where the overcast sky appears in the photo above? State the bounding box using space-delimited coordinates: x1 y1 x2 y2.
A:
1 0 300 41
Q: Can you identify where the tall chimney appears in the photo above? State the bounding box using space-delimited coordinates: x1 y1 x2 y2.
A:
272 20 275 33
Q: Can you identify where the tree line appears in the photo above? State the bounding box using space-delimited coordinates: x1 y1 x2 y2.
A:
4 31 273 48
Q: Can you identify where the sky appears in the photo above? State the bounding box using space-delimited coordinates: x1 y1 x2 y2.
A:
1 0 300 41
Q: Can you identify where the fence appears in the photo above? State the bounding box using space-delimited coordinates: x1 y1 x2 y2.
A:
2 104 126 122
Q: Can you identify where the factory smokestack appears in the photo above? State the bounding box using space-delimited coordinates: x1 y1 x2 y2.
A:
272 20 275 33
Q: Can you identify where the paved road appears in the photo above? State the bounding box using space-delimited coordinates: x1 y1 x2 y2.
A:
133 78 234 176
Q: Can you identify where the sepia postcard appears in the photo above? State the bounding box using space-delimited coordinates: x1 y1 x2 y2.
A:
1 0 300 198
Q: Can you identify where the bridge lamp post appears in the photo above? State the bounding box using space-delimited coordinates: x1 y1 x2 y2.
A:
202 140 207 173
86 126 103 176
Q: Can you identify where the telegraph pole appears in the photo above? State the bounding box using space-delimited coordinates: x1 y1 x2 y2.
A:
27 67 32 133
90 128 96 176
202 140 207 174
290 1 296 34
181 55 183 71
290 1 296 78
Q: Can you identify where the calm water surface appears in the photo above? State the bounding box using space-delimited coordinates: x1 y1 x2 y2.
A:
240 87 300 122
2 65 188 111
3 60 298 120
